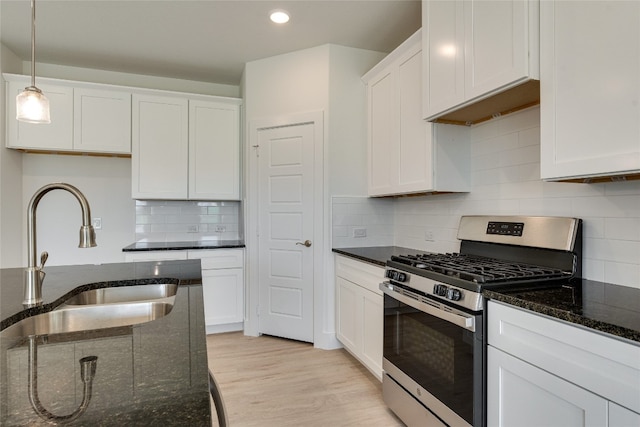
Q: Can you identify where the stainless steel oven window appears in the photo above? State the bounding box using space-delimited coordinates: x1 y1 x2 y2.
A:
383 293 484 426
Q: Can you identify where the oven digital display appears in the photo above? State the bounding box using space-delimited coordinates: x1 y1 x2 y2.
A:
486 221 524 236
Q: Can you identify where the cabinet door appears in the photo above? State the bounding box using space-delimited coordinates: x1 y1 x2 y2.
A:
74 88 131 154
360 287 383 380
132 94 188 199
422 0 465 119
367 68 397 196
189 100 240 200
487 346 608 427
201 268 243 325
609 402 640 427
6 79 73 151
464 0 530 101
540 1 640 180
398 45 433 193
336 276 360 354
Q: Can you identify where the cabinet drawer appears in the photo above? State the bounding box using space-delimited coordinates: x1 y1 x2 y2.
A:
488 300 640 413
335 255 384 295
187 249 243 270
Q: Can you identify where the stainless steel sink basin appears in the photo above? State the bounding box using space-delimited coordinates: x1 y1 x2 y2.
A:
1 301 174 338
63 284 178 305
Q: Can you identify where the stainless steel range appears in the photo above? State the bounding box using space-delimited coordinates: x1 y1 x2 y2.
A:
380 216 582 427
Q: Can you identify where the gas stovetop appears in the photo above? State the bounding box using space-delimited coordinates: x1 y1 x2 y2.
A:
389 253 572 284
382 216 583 311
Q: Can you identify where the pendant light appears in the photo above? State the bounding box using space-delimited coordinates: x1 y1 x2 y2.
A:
16 0 50 124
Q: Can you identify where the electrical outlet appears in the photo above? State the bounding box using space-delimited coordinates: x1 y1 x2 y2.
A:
187 225 199 233
214 225 227 233
92 218 102 230
424 230 435 241
353 227 367 238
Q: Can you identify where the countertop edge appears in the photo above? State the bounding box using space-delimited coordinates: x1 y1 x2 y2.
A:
123 240 245 252
484 289 640 344
332 246 427 268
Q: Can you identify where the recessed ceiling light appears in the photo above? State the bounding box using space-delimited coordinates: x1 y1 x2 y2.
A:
270 9 290 24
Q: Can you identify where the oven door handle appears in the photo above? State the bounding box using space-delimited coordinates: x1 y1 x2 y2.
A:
380 282 476 332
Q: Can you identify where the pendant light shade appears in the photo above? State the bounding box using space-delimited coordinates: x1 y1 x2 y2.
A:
17 0 50 124
16 87 50 123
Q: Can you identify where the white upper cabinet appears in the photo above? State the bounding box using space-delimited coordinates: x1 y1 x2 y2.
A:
540 1 640 181
364 29 470 197
74 87 131 154
423 0 540 125
5 74 132 154
132 94 241 200
6 76 73 151
132 94 189 199
189 100 240 200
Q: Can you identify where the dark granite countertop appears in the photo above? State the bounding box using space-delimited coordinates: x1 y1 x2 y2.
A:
123 240 245 252
332 246 430 267
484 279 640 344
0 260 211 426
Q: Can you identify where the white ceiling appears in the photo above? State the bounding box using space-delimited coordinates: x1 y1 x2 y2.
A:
0 0 422 85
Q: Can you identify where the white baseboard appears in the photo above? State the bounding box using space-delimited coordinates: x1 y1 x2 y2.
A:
206 322 243 335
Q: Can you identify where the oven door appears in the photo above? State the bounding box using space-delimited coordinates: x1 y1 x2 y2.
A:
380 281 484 427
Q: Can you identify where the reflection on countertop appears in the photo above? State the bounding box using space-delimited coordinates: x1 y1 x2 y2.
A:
0 260 211 426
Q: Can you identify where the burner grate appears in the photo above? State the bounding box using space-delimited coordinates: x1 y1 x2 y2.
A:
390 253 570 284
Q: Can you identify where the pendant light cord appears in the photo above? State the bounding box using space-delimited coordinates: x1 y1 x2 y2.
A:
30 0 36 88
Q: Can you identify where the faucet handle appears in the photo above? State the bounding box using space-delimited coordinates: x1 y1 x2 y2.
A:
39 251 48 269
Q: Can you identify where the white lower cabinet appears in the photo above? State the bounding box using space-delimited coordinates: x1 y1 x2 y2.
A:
335 255 384 380
488 346 607 427
487 300 640 426
125 248 244 333
189 249 244 333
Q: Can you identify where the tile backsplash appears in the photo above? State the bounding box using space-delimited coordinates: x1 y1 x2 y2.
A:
135 200 242 242
332 196 394 248
331 106 640 289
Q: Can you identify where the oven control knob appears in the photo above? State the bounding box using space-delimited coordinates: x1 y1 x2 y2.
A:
446 288 462 301
433 284 448 296
397 273 407 282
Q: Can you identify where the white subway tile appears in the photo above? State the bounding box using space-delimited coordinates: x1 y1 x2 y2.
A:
605 218 640 241
604 262 640 287
582 258 605 282
518 198 572 216
498 106 539 134
332 226 348 238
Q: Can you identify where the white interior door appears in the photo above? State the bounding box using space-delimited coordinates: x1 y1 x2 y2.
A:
257 122 315 343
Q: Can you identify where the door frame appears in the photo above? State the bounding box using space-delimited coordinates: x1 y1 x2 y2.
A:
245 111 327 346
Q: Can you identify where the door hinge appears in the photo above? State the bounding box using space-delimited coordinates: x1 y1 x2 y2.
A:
252 144 259 157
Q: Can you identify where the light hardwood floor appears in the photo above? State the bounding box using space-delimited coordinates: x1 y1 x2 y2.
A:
206 332 404 427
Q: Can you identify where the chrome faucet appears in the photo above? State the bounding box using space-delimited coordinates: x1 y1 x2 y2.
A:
24 183 97 307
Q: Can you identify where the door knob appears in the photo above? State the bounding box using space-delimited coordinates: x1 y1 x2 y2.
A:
296 240 312 247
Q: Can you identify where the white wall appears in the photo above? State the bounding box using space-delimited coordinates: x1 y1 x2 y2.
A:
0 44 25 268
244 44 385 349
328 46 386 196
22 154 134 266
30 62 240 98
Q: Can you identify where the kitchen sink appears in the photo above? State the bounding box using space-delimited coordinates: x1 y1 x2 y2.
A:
63 284 178 305
1 301 174 338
